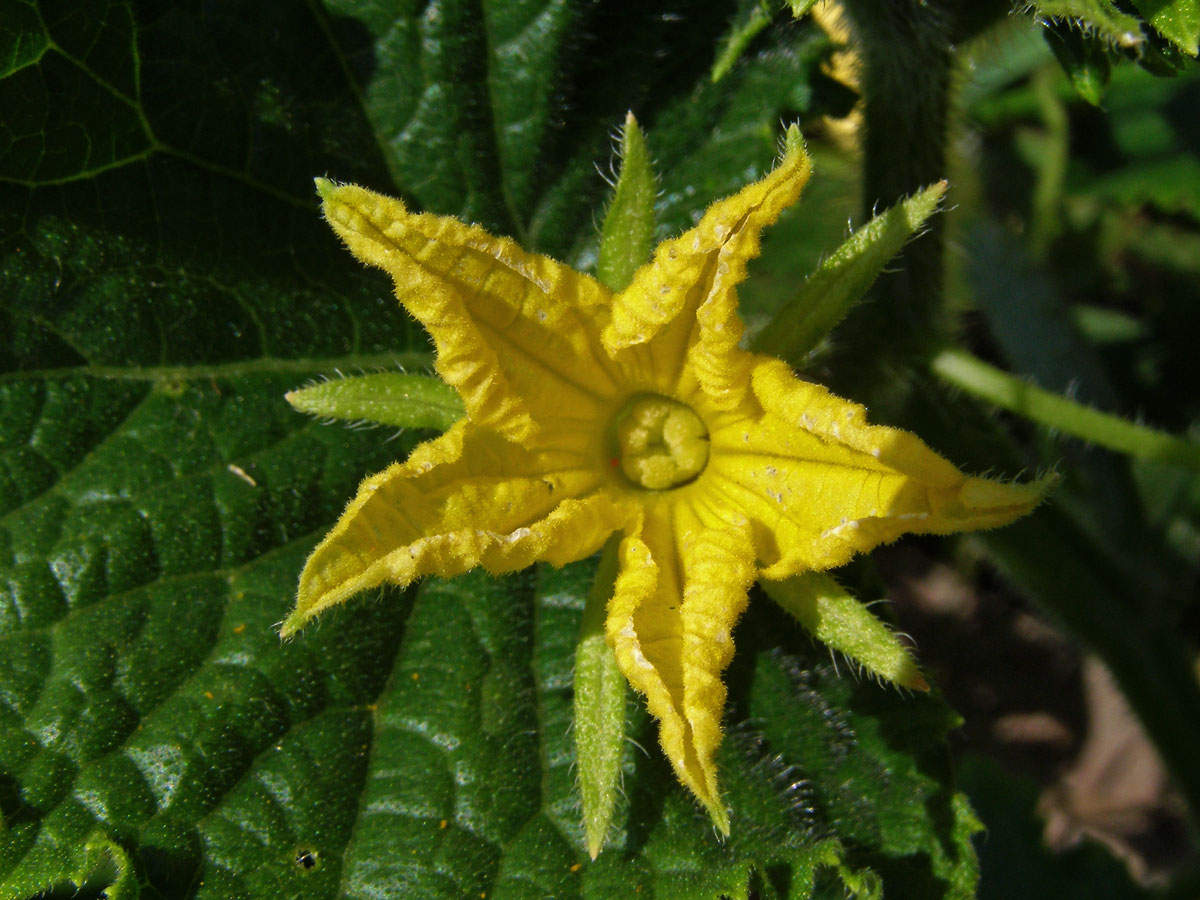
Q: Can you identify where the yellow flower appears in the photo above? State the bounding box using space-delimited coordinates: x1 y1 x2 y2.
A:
282 137 1042 832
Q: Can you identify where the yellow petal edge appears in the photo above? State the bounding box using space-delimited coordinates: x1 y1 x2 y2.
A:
286 133 1047 835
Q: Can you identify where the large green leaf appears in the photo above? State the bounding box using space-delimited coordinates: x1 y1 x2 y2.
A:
1 1 980 897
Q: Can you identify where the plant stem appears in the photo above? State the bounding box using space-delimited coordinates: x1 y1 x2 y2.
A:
832 1 954 364
931 347 1200 472
827 1 1013 382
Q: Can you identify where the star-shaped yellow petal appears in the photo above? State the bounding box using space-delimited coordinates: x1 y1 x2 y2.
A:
283 134 1046 833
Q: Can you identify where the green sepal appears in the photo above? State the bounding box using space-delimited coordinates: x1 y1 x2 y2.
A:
574 538 627 859
761 572 928 691
751 180 947 363
596 113 656 292
783 121 806 157
285 372 464 431
711 0 775 83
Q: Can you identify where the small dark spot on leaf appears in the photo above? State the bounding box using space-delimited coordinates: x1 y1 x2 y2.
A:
294 846 320 870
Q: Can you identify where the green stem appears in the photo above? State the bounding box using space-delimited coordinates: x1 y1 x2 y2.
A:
833 2 954 361
930 346 1200 472
1028 66 1070 257
826 1 1012 384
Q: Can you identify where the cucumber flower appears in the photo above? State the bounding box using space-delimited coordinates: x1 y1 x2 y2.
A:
281 135 1043 832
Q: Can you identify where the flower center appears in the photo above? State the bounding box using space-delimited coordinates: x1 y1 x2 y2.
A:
613 394 710 490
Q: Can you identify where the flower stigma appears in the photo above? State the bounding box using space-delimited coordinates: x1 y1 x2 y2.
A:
613 394 710 490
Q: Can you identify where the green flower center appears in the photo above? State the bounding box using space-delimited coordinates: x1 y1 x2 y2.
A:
613 394 710 490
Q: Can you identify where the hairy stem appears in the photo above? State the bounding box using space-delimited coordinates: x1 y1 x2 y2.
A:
828 1 1011 382
931 347 1200 472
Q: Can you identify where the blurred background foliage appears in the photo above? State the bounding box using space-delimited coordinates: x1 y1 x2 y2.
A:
804 6 1200 897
